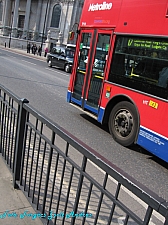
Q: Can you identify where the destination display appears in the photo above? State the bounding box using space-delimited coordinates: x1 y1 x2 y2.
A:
127 39 168 50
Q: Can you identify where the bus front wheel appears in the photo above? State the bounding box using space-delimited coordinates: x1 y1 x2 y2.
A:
108 101 138 147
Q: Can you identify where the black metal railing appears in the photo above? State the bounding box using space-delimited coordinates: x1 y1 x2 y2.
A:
0 84 168 225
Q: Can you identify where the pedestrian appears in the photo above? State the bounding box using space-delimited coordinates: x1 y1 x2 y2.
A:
27 42 31 53
31 44 34 54
44 47 48 57
33 44 37 55
37 46 42 56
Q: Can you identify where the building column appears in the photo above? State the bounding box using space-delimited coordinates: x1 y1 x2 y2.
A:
23 0 31 38
62 2 70 44
2 0 11 35
43 0 50 35
34 0 43 39
12 0 20 37
41 0 50 45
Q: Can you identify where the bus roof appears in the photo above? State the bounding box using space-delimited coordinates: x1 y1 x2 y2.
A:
79 0 168 36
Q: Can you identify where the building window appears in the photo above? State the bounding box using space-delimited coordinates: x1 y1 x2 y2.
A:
18 15 25 28
51 4 61 28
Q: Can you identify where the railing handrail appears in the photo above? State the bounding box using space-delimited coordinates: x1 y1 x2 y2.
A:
0 84 21 103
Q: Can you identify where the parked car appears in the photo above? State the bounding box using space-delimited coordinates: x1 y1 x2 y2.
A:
47 46 75 73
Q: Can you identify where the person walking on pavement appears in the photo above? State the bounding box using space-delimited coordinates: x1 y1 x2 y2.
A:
27 42 31 53
33 44 37 55
31 44 34 54
38 46 42 56
44 47 48 57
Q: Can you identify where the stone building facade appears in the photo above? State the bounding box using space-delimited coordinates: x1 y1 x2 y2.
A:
0 0 84 49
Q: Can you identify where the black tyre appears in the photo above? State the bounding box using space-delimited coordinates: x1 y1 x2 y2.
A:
48 58 52 67
108 101 139 146
64 64 70 73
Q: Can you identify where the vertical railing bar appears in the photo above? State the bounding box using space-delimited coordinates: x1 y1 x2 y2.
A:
0 100 2 153
143 206 153 225
4 102 8 159
8 98 13 162
24 127 32 191
28 118 38 197
32 121 43 203
42 131 55 214
94 172 108 224
124 215 129 225
1 93 6 156
54 141 69 218
56 142 72 225
8 110 14 168
5 97 11 163
7 98 13 166
71 155 87 225
0 89 1 111
7 97 14 165
82 182 93 225
20 111 29 186
61 165 74 225
37 140 47 210
5 100 9 160
47 152 60 225
3 100 8 159
12 102 20 173
13 98 29 188
10 110 16 169
107 182 121 225
0 92 6 155
3 101 8 160
0 91 1 146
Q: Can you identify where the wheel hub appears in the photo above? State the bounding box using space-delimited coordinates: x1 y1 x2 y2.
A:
114 110 133 137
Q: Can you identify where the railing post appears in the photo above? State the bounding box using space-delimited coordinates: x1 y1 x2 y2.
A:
0 91 6 154
13 98 29 188
71 155 87 225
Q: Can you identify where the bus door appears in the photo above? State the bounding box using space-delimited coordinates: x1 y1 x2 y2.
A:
84 30 111 114
71 29 112 114
71 30 95 105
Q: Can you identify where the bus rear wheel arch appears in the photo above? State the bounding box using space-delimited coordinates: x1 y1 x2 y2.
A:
108 101 139 147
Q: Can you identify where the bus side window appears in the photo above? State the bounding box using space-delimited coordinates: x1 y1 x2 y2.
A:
111 54 125 75
133 59 146 75
158 67 168 88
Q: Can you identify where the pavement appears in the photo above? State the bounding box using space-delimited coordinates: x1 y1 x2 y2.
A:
0 46 45 225
0 45 47 61
0 155 44 225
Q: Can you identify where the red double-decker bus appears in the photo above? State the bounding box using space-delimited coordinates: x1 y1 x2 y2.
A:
67 0 168 162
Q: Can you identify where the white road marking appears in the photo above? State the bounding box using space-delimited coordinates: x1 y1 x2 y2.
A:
9 56 16 59
45 67 69 76
21 60 36 65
